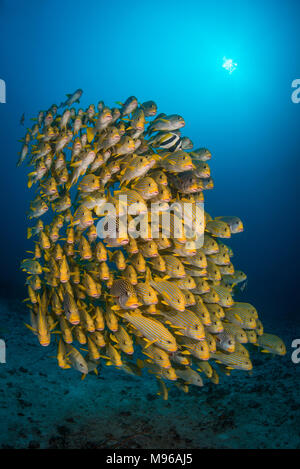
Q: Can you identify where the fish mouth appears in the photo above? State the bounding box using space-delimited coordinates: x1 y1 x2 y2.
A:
125 297 140 308
118 239 129 245
194 334 206 341
40 340 50 347
126 303 140 309
184 164 194 170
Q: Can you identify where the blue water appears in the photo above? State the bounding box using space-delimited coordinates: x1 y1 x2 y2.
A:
0 0 299 449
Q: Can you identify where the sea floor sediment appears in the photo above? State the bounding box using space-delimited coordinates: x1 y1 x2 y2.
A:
0 298 299 449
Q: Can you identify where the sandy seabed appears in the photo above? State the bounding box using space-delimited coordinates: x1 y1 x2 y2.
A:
0 298 299 449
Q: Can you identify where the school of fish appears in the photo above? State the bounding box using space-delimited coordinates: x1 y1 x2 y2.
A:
18 91 286 399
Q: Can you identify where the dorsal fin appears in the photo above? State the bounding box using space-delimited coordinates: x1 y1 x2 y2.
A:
145 266 153 284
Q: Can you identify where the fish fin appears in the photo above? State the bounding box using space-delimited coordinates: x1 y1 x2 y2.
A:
86 127 95 143
24 323 37 332
107 251 113 260
110 334 118 343
144 339 157 349
70 161 82 168
261 349 270 353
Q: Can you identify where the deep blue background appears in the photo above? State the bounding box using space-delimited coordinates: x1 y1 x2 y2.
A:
0 0 299 322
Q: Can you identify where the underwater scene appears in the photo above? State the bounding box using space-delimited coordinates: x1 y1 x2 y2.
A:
0 0 299 451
